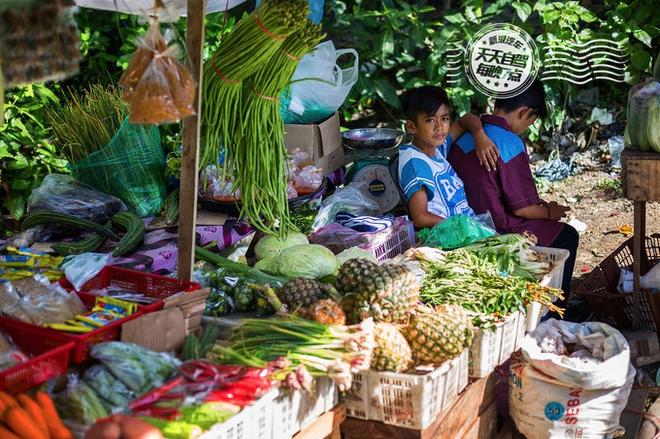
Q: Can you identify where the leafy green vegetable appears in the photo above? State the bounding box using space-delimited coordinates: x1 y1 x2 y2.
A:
254 232 309 261
82 365 134 409
55 376 109 424
276 244 339 279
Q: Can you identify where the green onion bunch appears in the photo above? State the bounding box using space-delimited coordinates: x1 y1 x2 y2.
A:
208 316 374 391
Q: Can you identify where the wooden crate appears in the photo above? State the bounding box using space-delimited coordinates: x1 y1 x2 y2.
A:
622 149 660 202
341 374 497 439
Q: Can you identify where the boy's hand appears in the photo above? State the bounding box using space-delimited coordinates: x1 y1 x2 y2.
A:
547 201 570 220
474 131 499 171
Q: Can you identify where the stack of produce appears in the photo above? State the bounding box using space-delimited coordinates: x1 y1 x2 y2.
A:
407 247 564 328
208 316 374 391
0 391 73 439
51 342 179 425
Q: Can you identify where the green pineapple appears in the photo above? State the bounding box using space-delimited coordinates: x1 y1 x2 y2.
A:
371 323 413 372
403 305 473 365
336 259 419 324
278 278 338 309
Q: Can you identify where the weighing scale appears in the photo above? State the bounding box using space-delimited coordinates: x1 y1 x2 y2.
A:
342 128 405 214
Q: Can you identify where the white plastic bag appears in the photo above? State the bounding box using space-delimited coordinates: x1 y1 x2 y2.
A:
62 253 110 291
311 182 380 232
509 319 635 439
282 41 359 124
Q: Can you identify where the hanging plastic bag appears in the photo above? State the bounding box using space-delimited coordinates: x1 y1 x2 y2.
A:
120 20 195 125
28 174 126 223
281 41 358 125
70 118 167 217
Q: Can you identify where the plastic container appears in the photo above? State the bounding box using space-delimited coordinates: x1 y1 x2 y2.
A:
525 246 570 332
575 235 660 332
343 348 469 429
470 311 523 378
368 218 415 261
0 292 143 364
60 265 201 313
0 318 74 394
271 377 338 439
201 388 277 439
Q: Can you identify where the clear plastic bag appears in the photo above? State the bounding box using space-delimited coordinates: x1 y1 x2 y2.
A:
120 21 195 125
61 253 110 291
281 41 359 124
294 166 324 194
0 330 29 372
27 174 126 223
311 182 381 232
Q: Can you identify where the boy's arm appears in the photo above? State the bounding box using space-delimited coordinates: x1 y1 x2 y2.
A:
513 202 570 220
408 190 445 229
450 113 500 171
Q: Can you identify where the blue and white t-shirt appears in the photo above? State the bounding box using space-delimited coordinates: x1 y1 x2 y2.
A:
398 135 475 219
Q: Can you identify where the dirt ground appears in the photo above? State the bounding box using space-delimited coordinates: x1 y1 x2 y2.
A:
535 162 660 289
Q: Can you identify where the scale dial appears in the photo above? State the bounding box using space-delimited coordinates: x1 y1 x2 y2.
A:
349 163 401 214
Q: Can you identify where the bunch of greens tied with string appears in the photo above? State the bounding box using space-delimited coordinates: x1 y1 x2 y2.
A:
406 247 564 329
201 0 320 235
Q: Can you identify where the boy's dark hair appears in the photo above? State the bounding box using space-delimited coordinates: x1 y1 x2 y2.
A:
401 86 451 122
494 79 547 119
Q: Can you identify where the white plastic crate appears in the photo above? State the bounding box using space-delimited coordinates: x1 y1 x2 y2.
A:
342 348 469 429
201 388 277 439
271 377 337 439
470 311 522 378
526 246 570 332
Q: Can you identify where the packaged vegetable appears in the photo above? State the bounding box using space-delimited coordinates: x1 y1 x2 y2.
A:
82 365 135 410
54 374 109 424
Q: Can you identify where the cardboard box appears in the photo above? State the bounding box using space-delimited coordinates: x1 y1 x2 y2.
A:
284 112 345 174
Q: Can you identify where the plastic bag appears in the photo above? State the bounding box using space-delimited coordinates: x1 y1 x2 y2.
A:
70 118 167 217
281 41 359 124
82 365 135 411
421 213 496 250
120 20 195 125
294 166 324 195
510 320 634 439
311 182 380 232
28 174 126 223
53 374 109 424
61 253 110 291
0 330 29 372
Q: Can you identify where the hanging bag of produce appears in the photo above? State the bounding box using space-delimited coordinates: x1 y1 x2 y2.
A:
624 55 660 153
70 118 167 217
120 20 195 125
281 41 359 124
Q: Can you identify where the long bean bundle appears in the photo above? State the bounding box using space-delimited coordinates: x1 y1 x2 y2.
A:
232 22 324 234
201 0 308 169
407 247 564 328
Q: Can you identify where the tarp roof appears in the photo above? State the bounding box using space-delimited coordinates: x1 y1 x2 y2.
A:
74 0 247 16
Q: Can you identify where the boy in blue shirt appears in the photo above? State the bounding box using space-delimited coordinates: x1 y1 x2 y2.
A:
398 86 497 228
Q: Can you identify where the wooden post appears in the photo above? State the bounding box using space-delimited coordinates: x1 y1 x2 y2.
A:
633 200 646 329
177 0 206 281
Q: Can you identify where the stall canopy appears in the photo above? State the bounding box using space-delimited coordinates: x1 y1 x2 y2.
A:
74 0 246 15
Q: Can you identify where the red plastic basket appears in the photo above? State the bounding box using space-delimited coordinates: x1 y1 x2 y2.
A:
0 319 74 394
60 266 201 313
0 293 143 364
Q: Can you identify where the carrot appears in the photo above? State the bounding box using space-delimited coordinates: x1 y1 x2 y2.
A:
0 424 21 439
34 393 72 439
16 395 49 439
4 406 47 439
0 393 17 409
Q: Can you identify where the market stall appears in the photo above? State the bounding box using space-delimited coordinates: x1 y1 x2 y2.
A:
1 0 659 438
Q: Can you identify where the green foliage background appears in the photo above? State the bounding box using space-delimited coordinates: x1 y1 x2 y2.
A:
1 0 659 231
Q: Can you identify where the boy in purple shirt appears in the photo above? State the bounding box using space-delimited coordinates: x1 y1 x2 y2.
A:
448 80 579 302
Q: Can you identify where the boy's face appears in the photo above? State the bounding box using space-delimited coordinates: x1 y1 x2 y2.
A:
508 106 538 134
406 104 451 150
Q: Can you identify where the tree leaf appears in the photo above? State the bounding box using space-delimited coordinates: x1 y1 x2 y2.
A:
512 2 532 22
633 29 652 48
630 47 652 72
374 79 400 109
4 192 27 221
444 13 465 24
381 28 394 64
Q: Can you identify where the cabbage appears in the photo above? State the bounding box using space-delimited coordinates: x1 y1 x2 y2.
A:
255 232 309 260
337 247 377 265
254 256 280 274
276 244 339 279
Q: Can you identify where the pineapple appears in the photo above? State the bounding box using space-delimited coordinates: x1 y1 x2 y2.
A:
371 323 412 372
336 259 419 324
278 278 337 309
403 304 473 365
297 299 347 325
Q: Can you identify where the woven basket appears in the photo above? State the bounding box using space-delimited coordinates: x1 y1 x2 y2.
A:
575 235 660 331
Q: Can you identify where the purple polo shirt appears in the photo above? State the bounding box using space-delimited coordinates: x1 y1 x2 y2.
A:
448 115 564 246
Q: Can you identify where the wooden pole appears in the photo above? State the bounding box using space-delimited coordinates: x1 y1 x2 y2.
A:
178 0 206 281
